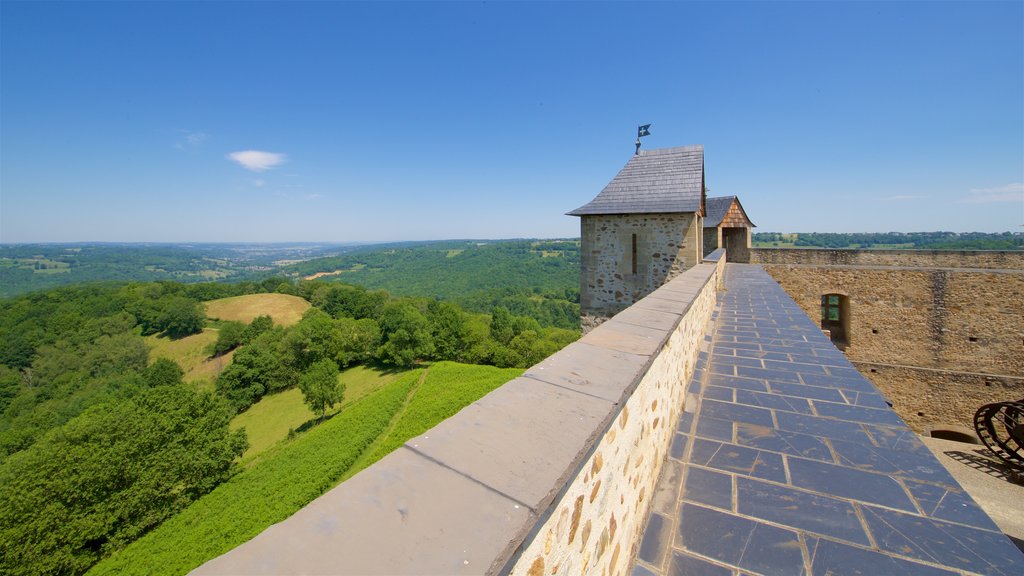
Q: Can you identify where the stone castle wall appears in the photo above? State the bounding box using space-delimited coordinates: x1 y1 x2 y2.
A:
751 247 1024 269
511 257 723 576
852 362 1024 431
751 248 1024 432
580 213 701 327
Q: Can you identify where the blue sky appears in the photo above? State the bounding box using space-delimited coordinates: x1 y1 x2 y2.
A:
1 1 1021 243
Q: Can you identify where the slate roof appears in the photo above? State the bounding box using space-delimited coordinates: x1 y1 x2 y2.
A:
703 195 756 228
567 145 704 216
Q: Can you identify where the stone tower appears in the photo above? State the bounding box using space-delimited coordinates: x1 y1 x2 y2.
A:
568 145 705 331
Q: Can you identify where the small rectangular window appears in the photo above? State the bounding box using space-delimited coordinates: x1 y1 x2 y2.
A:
631 234 637 275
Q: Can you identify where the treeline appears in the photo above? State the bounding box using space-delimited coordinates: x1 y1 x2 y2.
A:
0 243 348 298
215 281 577 414
0 276 578 575
753 231 1023 250
283 239 582 329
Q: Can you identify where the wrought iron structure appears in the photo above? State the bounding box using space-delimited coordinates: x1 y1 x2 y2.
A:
974 398 1024 468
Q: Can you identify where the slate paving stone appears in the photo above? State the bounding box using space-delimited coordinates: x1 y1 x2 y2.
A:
734 389 814 414
632 563 660 576
677 503 805 576
711 355 764 368
735 477 870 545
766 381 846 402
808 538 959 576
903 479 999 531
638 512 674 566
787 457 917 512
813 400 907 426
862 423 929 452
775 411 873 444
862 505 1024 575
838 389 892 409
699 442 787 484
700 399 774 428
733 423 834 462
707 374 769 392
670 433 689 461
830 437 959 487
762 358 828 374
735 365 803 384
799 372 876 392
682 466 733 511
695 415 734 441
668 551 735 576
702 385 735 402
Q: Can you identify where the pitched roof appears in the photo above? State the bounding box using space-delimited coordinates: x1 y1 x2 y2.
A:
567 145 704 216
703 195 756 228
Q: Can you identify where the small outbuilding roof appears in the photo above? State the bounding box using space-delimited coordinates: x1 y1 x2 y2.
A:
703 195 756 228
567 145 704 216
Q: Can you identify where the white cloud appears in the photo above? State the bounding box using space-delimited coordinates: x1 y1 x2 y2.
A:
253 179 266 188
228 150 287 172
961 183 1024 204
304 193 323 200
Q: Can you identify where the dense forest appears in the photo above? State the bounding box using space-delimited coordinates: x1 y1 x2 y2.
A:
0 274 577 575
281 239 581 329
753 231 1023 250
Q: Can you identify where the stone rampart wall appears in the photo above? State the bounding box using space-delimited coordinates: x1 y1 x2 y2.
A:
192 253 725 576
751 247 1024 269
852 361 1024 433
751 247 1024 431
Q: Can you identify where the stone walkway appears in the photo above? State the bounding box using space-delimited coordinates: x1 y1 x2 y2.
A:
632 264 1024 576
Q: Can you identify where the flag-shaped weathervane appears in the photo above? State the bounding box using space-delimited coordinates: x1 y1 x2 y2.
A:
635 123 652 154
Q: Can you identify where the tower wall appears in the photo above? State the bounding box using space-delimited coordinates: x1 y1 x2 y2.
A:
579 212 701 331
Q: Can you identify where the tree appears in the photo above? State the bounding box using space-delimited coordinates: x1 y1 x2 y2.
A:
298 359 342 418
334 317 380 367
489 306 514 345
144 358 184 387
211 321 246 356
0 384 246 576
378 302 434 368
241 315 273 343
160 297 205 339
285 309 342 370
427 301 470 361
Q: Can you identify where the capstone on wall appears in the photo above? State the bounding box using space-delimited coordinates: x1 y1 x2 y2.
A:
580 213 701 329
752 248 1024 432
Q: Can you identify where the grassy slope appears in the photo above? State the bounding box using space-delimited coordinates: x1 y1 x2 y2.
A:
204 293 311 327
230 366 410 463
87 362 520 576
145 329 225 391
356 361 523 470
88 371 421 576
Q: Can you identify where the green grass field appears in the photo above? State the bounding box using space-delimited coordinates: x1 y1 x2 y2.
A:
87 361 521 576
231 366 412 463
204 293 311 327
